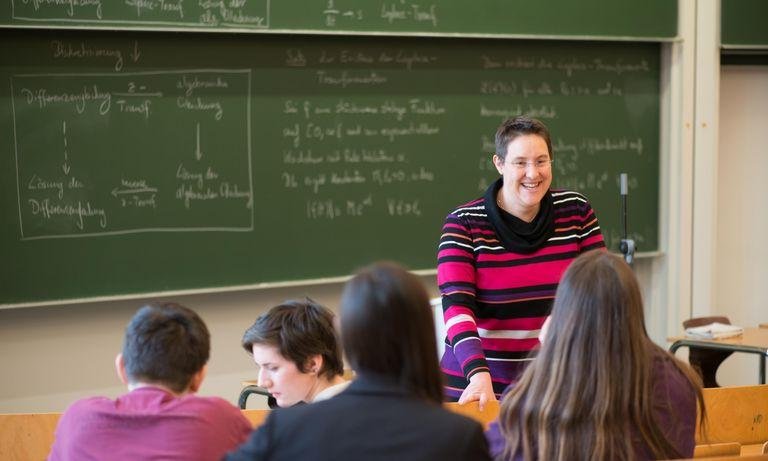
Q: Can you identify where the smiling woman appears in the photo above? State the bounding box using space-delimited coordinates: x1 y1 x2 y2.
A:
437 116 606 406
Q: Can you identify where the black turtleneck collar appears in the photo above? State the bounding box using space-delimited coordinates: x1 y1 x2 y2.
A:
484 177 555 254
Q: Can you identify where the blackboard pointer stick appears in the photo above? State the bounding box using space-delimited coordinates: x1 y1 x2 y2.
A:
619 173 636 266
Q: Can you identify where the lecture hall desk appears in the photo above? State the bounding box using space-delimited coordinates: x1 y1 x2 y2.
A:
668 327 768 384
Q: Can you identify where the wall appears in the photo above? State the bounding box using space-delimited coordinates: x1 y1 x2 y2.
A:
715 65 768 385
0 276 437 412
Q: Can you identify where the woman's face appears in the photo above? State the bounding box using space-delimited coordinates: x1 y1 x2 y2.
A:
494 134 552 220
252 343 317 407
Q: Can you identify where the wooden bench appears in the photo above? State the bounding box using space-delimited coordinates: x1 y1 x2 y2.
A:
697 384 768 447
443 400 500 430
0 412 61 461
0 408 269 461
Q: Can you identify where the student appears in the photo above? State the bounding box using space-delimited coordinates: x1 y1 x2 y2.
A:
437 116 605 406
486 251 704 461
48 302 251 461
225 262 491 461
241 298 348 407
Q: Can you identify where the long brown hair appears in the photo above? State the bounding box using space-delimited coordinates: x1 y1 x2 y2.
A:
498 251 705 460
340 261 444 404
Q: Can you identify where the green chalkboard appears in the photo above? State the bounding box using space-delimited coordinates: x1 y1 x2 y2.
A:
1 0 677 39
0 29 660 306
722 0 768 48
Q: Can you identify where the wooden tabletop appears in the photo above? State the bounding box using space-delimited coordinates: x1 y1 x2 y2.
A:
668 327 768 350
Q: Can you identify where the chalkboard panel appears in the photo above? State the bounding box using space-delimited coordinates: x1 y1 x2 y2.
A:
1 0 677 39
0 29 660 306
721 0 768 48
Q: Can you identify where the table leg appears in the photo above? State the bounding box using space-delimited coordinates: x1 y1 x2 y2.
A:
761 354 766 385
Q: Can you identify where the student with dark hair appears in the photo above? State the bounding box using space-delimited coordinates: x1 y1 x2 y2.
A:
241 298 347 407
225 262 491 461
48 303 251 461
438 116 605 406
486 251 704 461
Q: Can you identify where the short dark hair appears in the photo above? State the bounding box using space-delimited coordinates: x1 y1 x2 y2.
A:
122 302 210 393
241 298 343 380
340 262 443 404
494 116 553 160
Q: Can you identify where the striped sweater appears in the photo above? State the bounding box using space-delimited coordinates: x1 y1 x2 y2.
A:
437 188 605 400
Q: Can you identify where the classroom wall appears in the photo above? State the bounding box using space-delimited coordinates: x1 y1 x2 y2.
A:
0 276 439 413
715 64 768 386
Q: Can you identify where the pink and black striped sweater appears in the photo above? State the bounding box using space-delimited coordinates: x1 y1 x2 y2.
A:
437 184 605 400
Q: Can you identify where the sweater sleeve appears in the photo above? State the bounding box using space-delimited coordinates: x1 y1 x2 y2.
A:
437 212 489 380
577 195 606 252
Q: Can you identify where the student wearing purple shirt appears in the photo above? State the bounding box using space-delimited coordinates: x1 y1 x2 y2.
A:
486 251 704 461
48 302 251 461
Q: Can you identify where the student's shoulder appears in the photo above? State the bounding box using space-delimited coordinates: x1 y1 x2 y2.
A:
184 394 241 410
62 395 114 416
650 346 698 399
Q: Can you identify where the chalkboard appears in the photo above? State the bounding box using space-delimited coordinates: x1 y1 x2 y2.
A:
0 0 677 39
0 29 660 306
721 0 768 48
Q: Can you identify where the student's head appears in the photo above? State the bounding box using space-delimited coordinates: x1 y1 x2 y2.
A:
340 261 443 404
494 116 553 161
241 298 343 407
498 251 703 460
547 249 647 358
117 302 210 394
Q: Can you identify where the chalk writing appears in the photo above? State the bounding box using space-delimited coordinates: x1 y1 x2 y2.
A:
13 70 253 239
13 0 269 28
28 198 107 229
51 40 123 71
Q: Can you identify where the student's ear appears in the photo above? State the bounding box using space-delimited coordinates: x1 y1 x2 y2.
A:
306 354 323 375
188 365 207 393
115 353 129 385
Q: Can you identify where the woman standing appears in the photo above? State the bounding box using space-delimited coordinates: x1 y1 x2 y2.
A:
486 251 703 460
438 116 605 405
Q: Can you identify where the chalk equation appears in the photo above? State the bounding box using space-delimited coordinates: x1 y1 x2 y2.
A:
12 69 253 239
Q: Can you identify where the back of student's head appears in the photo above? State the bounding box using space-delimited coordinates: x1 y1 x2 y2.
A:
340 261 443 404
499 251 702 460
122 302 210 393
241 298 343 380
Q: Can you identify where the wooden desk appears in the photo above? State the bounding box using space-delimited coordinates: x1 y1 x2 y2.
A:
669 327 768 384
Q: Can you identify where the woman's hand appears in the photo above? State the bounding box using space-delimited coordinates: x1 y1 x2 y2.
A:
458 371 497 411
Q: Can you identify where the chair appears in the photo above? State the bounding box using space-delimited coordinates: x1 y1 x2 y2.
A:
684 316 734 387
238 382 277 409
431 297 447 358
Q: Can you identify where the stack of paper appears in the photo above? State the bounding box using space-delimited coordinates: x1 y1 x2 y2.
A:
685 322 744 339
